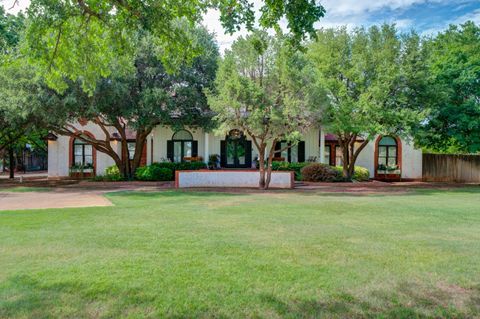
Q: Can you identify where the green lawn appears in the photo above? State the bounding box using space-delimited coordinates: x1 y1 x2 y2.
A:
1 188 479 318
0 186 52 193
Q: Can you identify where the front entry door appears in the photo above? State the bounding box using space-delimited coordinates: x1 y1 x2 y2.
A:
221 130 252 168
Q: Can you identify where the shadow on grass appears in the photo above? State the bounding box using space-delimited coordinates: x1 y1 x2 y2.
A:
295 185 480 198
1 275 479 318
260 282 480 319
106 189 248 199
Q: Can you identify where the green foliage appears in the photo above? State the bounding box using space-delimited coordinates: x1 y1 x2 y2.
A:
0 11 47 178
0 6 25 56
417 22 480 153
334 166 370 182
135 166 174 181
207 30 322 188
270 162 309 181
102 165 123 181
301 163 341 182
308 25 429 178
22 0 325 93
135 162 207 181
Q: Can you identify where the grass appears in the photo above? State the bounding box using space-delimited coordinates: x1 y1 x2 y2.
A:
0 186 52 193
1 188 479 318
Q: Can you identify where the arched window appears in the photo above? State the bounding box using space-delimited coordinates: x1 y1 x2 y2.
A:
168 130 196 162
377 136 398 168
172 130 193 141
73 139 93 167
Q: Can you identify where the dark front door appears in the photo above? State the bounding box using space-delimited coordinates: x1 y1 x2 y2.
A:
221 130 252 168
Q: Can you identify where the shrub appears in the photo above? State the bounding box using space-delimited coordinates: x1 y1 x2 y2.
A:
334 166 371 182
301 163 341 182
105 165 123 181
91 165 123 181
270 161 309 181
135 162 207 181
353 166 370 181
135 166 173 181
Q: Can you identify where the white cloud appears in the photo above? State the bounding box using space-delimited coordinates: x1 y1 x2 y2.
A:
422 7 480 35
453 8 480 24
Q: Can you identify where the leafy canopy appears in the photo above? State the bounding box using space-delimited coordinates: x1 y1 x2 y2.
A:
417 22 480 153
21 0 325 93
308 25 429 177
207 30 321 188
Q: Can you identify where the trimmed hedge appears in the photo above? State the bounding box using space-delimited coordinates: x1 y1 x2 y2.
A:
301 163 340 182
135 166 173 181
270 162 309 181
135 162 207 181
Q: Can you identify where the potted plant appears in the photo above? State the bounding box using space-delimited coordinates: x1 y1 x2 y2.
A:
208 154 220 170
377 164 387 174
69 163 94 178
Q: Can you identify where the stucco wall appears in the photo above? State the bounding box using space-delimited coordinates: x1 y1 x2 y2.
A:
401 139 423 179
177 171 293 188
48 121 423 179
345 137 423 179
48 121 119 177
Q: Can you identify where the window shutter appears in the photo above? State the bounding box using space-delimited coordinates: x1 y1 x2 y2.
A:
245 140 252 167
167 140 173 162
220 140 226 167
192 141 198 157
298 141 305 162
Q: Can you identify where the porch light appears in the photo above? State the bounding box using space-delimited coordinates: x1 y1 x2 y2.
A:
44 132 58 141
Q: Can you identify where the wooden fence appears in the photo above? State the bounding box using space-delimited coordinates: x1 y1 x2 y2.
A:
422 153 480 182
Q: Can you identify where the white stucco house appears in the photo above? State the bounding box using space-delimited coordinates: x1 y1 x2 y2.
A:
47 120 423 180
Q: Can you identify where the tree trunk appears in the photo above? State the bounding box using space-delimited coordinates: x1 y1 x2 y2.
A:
131 130 150 177
339 136 370 181
340 139 352 181
264 141 277 190
8 147 14 179
258 147 266 189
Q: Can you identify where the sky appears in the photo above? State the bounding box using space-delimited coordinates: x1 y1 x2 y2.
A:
2 0 480 53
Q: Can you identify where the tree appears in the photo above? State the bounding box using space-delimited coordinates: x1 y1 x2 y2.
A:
0 6 24 55
0 8 46 178
308 25 429 180
20 0 325 93
416 22 480 153
42 27 219 179
207 30 321 189
0 61 47 178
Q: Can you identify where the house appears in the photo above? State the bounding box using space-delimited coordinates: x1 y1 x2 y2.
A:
47 121 423 180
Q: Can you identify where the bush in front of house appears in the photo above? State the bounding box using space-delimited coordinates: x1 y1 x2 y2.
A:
352 166 370 181
105 165 123 181
300 163 341 182
333 166 370 182
135 165 174 181
270 161 309 181
135 162 207 181
91 165 124 181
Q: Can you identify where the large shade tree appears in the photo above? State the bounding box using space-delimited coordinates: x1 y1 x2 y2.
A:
42 27 219 178
0 7 46 178
417 21 480 153
207 30 322 189
308 25 430 179
19 0 325 93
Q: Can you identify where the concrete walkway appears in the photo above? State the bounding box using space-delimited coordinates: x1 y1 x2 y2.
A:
0 182 173 211
0 189 113 211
